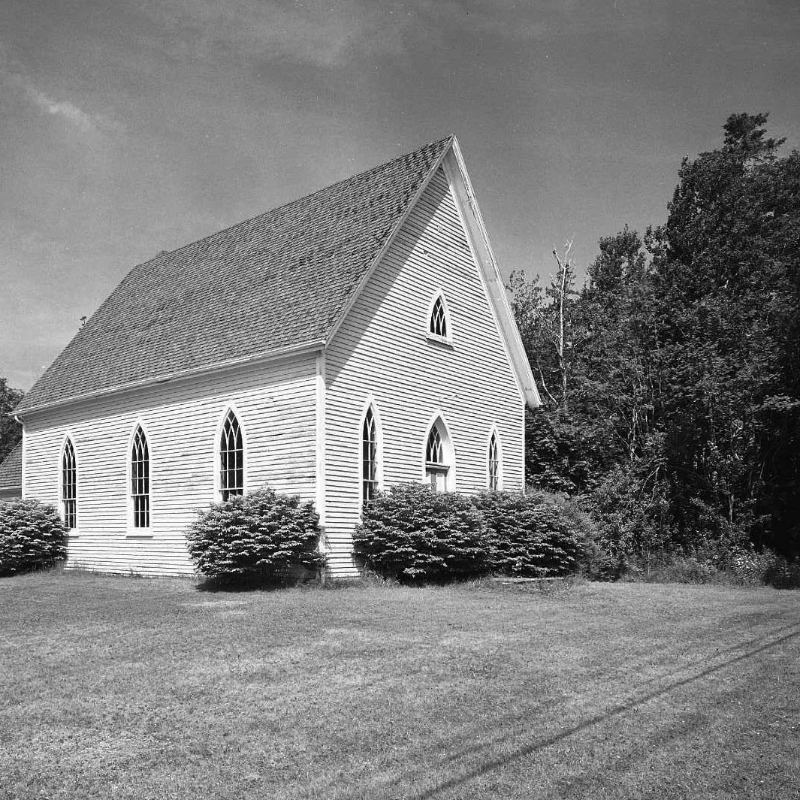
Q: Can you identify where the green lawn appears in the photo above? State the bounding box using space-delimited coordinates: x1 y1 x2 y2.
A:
1 573 798 799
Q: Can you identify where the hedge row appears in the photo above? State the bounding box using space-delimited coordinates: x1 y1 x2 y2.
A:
1 486 582 585
353 483 584 583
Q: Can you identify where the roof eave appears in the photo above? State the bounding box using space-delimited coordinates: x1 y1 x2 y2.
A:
15 340 325 418
444 139 541 410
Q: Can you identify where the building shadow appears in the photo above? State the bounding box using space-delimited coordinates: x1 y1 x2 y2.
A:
353 623 800 799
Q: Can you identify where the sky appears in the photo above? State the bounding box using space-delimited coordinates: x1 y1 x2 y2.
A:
1 0 799 392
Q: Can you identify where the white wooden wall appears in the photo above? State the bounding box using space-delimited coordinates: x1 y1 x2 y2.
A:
324 165 525 577
21 165 526 579
23 354 318 576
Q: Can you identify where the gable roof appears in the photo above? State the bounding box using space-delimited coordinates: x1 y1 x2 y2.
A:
0 442 22 490
17 137 454 413
17 135 539 415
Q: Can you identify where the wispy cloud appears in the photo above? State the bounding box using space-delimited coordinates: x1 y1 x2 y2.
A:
24 85 124 134
0 45 124 136
26 88 94 132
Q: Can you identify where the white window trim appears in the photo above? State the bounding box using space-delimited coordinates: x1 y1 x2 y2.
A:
214 404 248 503
126 420 153 538
358 396 384 507
425 290 453 345
58 432 79 535
421 410 456 492
487 425 503 491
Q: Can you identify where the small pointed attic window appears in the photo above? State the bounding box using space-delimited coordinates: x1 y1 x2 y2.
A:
428 293 451 342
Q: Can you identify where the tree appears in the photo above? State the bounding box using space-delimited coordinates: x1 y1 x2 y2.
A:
508 240 581 412
511 112 800 560
651 112 800 554
0 377 23 464
548 240 578 412
509 243 612 495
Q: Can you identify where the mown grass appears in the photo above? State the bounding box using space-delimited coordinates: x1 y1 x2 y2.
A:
0 572 798 799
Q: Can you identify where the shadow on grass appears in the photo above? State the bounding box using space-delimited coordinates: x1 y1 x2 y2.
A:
194 569 321 593
401 623 800 800
0 558 68 579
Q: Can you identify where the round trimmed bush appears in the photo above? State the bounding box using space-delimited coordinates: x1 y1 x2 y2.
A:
472 490 584 577
353 483 488 583
186 488 325 581
0 499 68 576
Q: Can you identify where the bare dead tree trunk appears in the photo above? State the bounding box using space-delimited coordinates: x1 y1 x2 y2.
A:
551 239 573 413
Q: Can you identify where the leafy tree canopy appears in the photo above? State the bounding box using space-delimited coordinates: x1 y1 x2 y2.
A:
0 377 23 464
510 112 800 557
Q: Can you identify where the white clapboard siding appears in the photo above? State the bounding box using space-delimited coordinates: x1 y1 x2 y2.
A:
23 354 318 576
324 165 525 576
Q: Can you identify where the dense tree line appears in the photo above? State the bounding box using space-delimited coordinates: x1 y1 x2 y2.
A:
0 378 23 464
511 113 800 564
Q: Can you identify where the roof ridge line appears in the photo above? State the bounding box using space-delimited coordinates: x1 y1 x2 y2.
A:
30 135 456 394
16 134 458 412
322 136 456 349
136 135 456 269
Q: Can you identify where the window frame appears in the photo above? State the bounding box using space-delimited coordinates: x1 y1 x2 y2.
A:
128 422 152 536
359 399 383 507
487 427 502 491
216 406 247 503
60 435 78 532
422 413 456 492
426 290 453 345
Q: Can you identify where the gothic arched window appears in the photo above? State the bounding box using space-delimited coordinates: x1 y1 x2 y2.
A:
488 431 500 491
131 425 150 528
429 294 449 339
61 438 77 529
362 405 379 503
425 417 453 492
219 409 244 501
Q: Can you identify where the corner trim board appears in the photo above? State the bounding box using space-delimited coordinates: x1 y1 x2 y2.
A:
315 352 327 529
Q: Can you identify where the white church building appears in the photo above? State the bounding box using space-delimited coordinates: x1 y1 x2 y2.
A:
15 136 539 577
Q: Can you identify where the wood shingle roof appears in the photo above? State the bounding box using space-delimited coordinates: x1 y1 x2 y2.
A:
17 136 453 413
0 442 22 490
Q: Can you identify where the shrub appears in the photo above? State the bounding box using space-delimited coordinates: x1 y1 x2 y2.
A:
588 462 673 561
724 547 800 589
0 499 68 576
186 488 325 582
625 553 719 584
762 556 800 589
353 483 488 583
472 490 584 577
614 546 800 588
723 547 776 585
